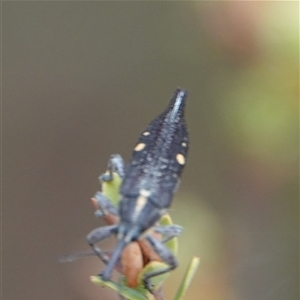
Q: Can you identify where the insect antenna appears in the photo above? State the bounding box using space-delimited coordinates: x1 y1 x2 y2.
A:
59 250 98 263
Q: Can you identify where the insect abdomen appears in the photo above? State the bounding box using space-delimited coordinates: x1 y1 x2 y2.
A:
121 89 189 208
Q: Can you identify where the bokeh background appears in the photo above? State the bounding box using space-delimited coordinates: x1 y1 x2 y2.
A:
3 2 299 300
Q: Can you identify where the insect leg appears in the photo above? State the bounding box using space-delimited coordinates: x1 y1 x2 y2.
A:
86 224 118 265
153 224 183 243
143 234 178 293
99 154 125 182
92 192 119 218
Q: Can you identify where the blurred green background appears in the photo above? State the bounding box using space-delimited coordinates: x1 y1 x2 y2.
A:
3 2 298 300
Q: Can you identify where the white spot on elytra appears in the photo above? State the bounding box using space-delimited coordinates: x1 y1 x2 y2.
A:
132 195 148 221
140 189 151 197
176 153 185 165
181 142 187 147
134 143 146 151
143 131 150 136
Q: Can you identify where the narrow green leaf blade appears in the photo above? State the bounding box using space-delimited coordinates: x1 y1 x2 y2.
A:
173 256 200 300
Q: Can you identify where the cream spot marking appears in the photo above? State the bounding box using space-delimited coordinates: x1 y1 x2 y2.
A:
181 142 187 147
176 153 185 165
132 195 148 220
140 189 151 197
134 143 146 151
132 189 150 220
136 195 147 209
143 131 150 136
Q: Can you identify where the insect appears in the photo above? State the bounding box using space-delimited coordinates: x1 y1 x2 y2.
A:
87 88 189 292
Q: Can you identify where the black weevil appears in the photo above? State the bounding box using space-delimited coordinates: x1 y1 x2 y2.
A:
87 88 189 292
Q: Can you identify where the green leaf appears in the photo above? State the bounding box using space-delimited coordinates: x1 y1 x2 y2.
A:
173 256 200 300
102 171 122 207
91 276 154 300
158 214 178 256
137 261 169 293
